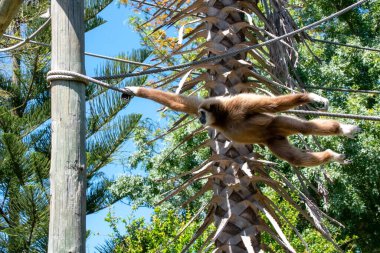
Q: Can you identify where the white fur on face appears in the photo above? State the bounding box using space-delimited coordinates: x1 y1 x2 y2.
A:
198 109 214 126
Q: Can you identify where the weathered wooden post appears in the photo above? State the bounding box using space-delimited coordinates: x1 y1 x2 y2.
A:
48 0 86 252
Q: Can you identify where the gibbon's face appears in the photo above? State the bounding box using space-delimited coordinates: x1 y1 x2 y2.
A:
198 108 211 125
198 101 219 126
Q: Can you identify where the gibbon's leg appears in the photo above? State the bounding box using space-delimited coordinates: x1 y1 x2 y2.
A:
269 115 360 138
243 93 329 113
122 87 202 115
266 136 350 167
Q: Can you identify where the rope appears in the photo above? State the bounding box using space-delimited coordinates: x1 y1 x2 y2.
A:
312 38 380 53
84 52 158 68
15 36 378 95
45 0 378 122
2 33 158 68
47 70 380 122
0 18 51 53
286 109 380 121
2 34 50 47
46 70 135 96
304 86 380 94
93 0 370 80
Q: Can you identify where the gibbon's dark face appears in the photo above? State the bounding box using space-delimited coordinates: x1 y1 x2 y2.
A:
199 109 207 124
198 100 224 127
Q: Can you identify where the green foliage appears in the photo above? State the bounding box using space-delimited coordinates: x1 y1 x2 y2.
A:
110 116 210 211
97 208 213 253
0 1 152 252
315 95 380 252
85 0 114 32
108 0 379 252
290 1 380 251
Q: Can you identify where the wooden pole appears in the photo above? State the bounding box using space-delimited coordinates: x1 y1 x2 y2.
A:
0 0 22 36
48 0 86 252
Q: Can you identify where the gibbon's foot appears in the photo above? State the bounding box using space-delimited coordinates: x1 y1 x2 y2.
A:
121 86 139 100
339 124 361 139
308 93 329 111
327 149 352 165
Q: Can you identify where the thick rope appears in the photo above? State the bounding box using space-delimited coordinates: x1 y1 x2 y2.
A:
93 0 370 80
7 32 377 94
46 0 378 121
47 70 380 121
10 33 377 95
0 18 51 52
286 109 380 121
312 38 380 53
46 70 135 96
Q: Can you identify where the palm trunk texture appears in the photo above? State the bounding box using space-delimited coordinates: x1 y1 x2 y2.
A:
145 0 340 252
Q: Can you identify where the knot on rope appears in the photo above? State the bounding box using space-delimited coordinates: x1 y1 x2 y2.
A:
46 70 136 99
47 70 90 85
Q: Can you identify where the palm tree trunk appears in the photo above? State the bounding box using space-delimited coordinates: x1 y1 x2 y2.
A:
201 1 302 251
204 1 263 251
145 0 332 251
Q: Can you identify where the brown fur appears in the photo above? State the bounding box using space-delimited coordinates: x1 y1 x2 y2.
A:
129 87 357 167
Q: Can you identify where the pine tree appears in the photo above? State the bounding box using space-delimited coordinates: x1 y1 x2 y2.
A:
0 0 150 251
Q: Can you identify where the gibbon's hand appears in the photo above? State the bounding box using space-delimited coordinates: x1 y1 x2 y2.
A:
326 149 352 165
308 93 329 111
121 86 139 101
340 124 362 139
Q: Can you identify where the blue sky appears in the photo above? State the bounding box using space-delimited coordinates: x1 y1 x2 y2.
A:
85 1 159 251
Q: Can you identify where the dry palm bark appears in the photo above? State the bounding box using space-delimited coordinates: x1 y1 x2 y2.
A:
137 0 341 252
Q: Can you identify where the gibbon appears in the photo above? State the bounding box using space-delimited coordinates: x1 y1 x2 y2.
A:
123 87 360 167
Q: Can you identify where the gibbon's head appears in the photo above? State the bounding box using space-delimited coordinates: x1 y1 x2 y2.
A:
198 98 225 127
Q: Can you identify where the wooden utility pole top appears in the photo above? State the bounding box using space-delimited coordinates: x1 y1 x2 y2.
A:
48 0 86 252
0 0 22 36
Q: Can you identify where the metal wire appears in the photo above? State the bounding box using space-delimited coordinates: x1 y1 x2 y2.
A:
84 52 157 68
2 34 50 47
47 70 380 122
2 33 159 68
286 109 380 121
45 0 379 122
7 35 378 96
0 18 51 52
304 86 380 94
312 38 380 53
93 0 370 80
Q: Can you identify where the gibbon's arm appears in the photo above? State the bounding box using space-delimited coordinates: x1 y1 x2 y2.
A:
124 87 202 115
237 93 328 113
